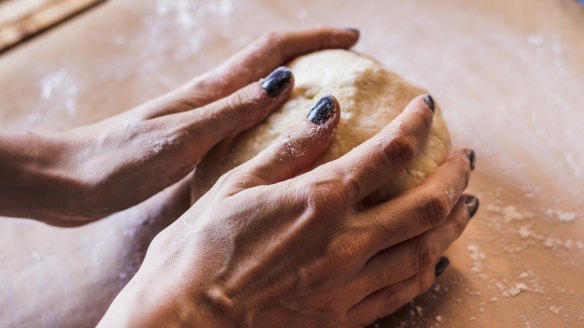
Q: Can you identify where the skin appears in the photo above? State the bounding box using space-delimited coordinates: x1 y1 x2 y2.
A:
1 27 477 326
99 94 475 327
0 27 359 226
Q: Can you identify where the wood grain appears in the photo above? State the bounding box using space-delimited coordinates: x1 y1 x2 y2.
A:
0 0 105 53
0 0 582 327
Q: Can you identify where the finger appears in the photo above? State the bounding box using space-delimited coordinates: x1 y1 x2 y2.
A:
353 195 478 298
180 27 360 108
159 67 294 162
348 266 438 327
235 95 340 187
358 149 475 255
319 95 435 203
132 28 358 119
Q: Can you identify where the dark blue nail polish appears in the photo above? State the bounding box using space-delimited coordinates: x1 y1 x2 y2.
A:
261 67 292 97
423 94 435 113
465 195 480 218
343 27 360 36
435 257 449 277
464 149 476 170
307 95 335 125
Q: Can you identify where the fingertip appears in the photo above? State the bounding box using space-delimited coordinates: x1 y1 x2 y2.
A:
434 256 450 278
260 66 295 98
340 27 360 45
239 96 341 186
463 195 480 218
389 94 435 141
341 29 360 48
306 95 339 126
343 27 360 37
409 94 436 116
330 95 342 126
463 148 476 170
449 149 475 173
422 94 436 113
312 26 360 48
293 95 340 152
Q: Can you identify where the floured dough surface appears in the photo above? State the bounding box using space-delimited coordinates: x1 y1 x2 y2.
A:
191 49 451 203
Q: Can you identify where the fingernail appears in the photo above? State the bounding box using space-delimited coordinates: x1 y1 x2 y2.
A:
465 195 480 218
307 95 335 125
435 256 450 277
343 27 360 36
464 149 476 170
261 67 292 97
423 94 435 113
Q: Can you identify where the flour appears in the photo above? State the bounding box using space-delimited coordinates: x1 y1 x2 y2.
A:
544 209 577 223
466 243 486 274
548 305 561 315
502 283 529 297
25 69 81 128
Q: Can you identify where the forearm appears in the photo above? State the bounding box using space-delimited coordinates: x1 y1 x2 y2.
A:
0 132 86 224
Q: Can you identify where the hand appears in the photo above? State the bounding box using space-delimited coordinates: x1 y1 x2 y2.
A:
0 28 359 226
100 95 478 327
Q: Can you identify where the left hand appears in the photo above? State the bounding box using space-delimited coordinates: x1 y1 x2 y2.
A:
0 28 359 226
99 95 477 327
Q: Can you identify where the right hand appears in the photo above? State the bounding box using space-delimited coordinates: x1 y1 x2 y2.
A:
100 94 478 327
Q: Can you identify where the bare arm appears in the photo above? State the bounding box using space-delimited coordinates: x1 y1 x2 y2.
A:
0 27 359 227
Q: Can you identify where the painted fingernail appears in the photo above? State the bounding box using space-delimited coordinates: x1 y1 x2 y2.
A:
423 94 435 113
435 256 450 277
343 27 360 36
307 95 335 125
465 195 480 218
464 149 476 170
261 67 292 97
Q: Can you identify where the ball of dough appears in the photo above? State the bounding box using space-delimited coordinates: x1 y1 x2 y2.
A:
191 49 451 204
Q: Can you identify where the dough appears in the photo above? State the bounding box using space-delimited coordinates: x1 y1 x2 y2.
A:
191 49 451 204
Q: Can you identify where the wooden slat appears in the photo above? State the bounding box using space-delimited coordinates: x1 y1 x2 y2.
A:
0 0 105 54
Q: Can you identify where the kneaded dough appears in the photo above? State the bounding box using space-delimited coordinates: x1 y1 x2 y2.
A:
191 49 451 204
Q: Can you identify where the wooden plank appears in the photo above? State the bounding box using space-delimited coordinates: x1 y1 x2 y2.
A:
0 0 105 54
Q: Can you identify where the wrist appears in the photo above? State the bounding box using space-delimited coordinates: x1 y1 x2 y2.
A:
0 131 87 224
100 275 228 327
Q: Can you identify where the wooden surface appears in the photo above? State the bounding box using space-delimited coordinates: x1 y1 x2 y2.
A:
0 0 583 327
0 0 105 53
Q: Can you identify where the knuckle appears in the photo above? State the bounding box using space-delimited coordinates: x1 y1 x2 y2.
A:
305 175 350 211
340 171 363 200
327 239 359 267
149 230 169 251
214 169 237 190
382 132 417 166
219 89 263 120
420 191 450 226
224 91 247 112
415 238 439 272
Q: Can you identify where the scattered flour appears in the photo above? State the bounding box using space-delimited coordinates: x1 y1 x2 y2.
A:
548 305 561 315
466 243 487 273
502 283 529 297
544 209 577 223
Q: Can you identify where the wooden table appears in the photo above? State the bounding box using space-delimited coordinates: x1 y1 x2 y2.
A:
1 0 583 326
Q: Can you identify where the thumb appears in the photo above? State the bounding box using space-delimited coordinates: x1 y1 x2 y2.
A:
236 95 341 187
